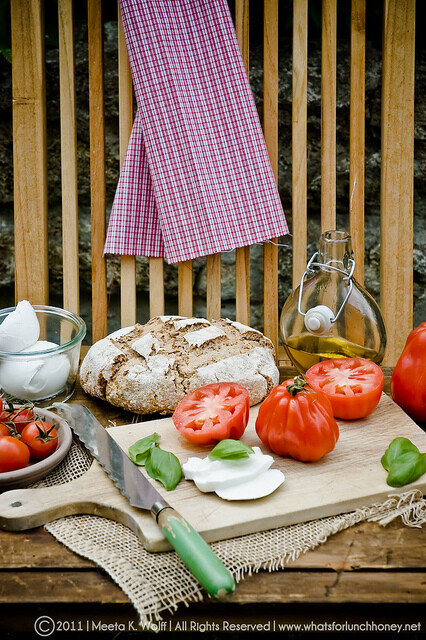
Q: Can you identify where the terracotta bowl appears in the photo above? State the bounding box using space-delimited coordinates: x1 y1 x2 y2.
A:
0 407 73 490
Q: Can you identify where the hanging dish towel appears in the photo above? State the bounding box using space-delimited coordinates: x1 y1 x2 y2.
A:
104 0 288 265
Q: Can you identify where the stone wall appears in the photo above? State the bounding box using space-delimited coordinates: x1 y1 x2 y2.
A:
0 18 425 341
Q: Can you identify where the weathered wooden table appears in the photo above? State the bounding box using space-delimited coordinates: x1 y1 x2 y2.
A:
0 372 425 636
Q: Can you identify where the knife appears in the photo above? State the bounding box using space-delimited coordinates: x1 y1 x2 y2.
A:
54 403 236 600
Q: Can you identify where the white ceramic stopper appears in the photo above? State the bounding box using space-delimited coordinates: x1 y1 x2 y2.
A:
304 305 334 335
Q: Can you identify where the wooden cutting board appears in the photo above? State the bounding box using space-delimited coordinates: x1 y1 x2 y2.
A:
0 393 425 551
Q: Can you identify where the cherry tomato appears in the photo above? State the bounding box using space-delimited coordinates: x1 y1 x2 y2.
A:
255 377 339 462
0 436 30 472
5 406 36 433
20 420 58 461
391 323 426 423
0 423 11 438
305 357 384 420
172 382 250 446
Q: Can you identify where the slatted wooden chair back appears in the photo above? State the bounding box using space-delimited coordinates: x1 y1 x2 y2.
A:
10 0 416 366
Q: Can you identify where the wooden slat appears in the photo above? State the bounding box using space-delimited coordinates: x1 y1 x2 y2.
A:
117 6 137 328
263 0 279 353
227 571 426 605
235 0 249 73
235 0 250 325
149 258 164 317
178 261 193 317
88 0 108 341
321 0 337 232
235 248 250 325
206 254 221 320
349 0 366 284
11 0 48 305
380 0 415 366
59 0 79 314
1 519 424 572
292 0 308 288
1 569 424 607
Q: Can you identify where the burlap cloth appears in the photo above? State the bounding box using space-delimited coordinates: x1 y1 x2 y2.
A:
32 438 426 628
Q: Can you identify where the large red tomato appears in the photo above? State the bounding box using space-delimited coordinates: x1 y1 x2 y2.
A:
391 323 426 423
255 377 339 462
305 357 384 420
172 382 250 446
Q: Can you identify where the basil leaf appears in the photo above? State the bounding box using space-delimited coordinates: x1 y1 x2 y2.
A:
145 446 182 491
128 432 161 466
386 451 426 488
381 437 420 472
208 439 254 461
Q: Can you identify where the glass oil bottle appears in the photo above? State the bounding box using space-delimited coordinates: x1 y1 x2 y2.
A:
280 230 387 373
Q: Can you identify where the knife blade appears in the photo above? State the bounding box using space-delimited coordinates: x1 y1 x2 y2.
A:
54 403 235 600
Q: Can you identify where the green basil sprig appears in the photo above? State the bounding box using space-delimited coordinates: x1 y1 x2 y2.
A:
129 433 182 491
381 437 426 487
208 439 254 461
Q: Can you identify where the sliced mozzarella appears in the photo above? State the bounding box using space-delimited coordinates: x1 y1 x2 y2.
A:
182 456 208 480
182 447 273 493
215 469 285 501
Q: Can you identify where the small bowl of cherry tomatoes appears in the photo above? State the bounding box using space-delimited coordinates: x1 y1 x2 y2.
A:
0 400 72 489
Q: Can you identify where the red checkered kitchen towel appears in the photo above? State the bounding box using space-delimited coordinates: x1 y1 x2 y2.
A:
104 0 288 265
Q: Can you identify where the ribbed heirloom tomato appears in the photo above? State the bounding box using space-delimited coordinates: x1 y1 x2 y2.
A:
172 382 250 446
305 357 384 420
255 377 339 462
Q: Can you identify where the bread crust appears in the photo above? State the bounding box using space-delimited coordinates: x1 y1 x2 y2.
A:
79 316 279 414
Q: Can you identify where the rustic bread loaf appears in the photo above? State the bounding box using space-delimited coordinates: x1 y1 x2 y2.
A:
79 316 279 414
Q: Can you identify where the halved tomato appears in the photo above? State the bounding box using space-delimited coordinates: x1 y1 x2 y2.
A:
172 382 250 446
305 357 384 420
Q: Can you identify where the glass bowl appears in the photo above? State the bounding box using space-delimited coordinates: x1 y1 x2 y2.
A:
0 305 86 407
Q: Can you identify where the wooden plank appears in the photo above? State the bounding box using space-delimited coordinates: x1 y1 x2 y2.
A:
0 519 424 571
1 569 424 606
235 248 250 325
0 528 96 569
59 0 79 314
263 0 279 353
88 0 108 341
292 0 308 288
0 571 127 604
11 0 48 305
380 0 415 366
117 8 137 328
178 261 193 317
294 520 426 571
120 256 136 327
206 254 221 320
235 0 249 74
149 257 164 317
235 0 250 325
227 570 426 605
349 0 366 284
321 0 337 232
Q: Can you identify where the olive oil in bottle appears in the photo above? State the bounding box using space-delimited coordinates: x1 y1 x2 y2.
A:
283 334 383 374
280 230 386 374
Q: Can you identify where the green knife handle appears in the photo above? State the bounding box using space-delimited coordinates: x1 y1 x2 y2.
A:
156 506 235 600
